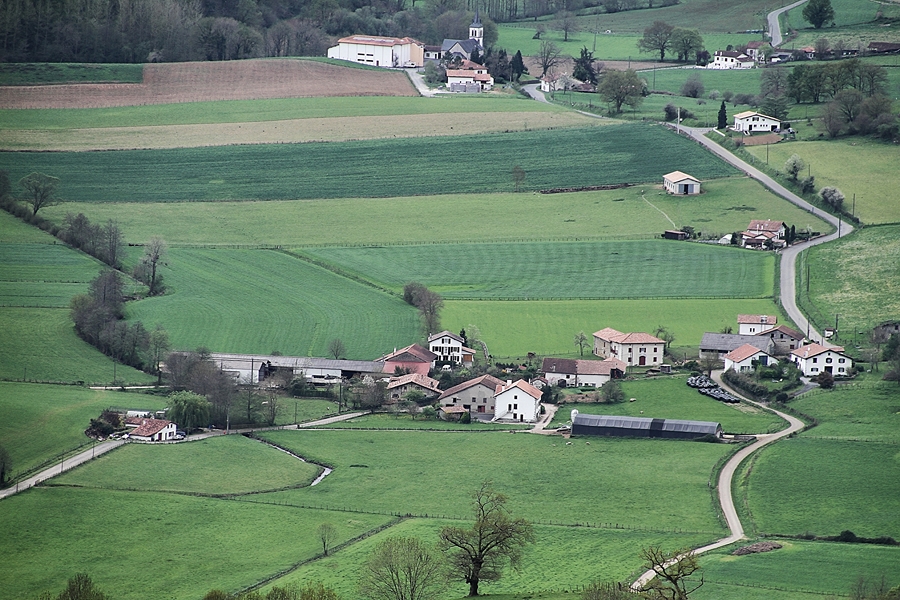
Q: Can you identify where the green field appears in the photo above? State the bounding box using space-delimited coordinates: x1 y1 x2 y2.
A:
798 224 900 335
40 177 829 246
314 412 531 430
791 383 900 442
125 248 420 359
559 377 786 434
0 124 738 202
0 62 144 86
695 540 900 599
0 382 165 479
0 486 393 600
302 240 774 300
744 138 900 225
442 297 788 357
256 429 730 532
0 209 58 243
0 243 104 307
53 435 322 494
639 67 763 97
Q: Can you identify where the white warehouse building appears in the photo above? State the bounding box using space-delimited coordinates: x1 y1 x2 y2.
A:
327 35 424 68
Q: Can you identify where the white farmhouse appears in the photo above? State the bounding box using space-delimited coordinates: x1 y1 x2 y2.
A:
593 327 665 367
129 418 177 442
789 343 853 376
428 330 476 366
492 379 542 423
708 50 754 69
724 343 773 373
733 111 781 134
663 171 701 195
327 35 424 68
438 374 504 416
737 314 777 335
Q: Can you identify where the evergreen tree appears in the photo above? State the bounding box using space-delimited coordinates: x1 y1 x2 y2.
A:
510 51 526 81
572 47 597 84
717 101 727 129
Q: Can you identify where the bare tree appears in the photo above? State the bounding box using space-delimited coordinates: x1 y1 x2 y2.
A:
638 546 703 600
552 10 580 42
440 481 535 596
264 393 279 426
19 172 59 216
134 236 167 295
654 326 675 352
317 522 338 556
328 338 346 359
417 288 444 335
360 536 445 600
574 331 589 356
534 40 562 77
821 101 844 138
700 356 720 377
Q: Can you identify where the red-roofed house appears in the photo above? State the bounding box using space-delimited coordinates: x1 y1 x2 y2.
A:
428 330 476 366
327 35 424 67
129 419 176 442
593 328 665 367
438 374 504 415
737 314 777 335
493 379 542 422
447 61 494 92
379 344 437 376
757 324 805 354
789 343 853 376
724 344 773 373
541 357 625 387
386 372 441 400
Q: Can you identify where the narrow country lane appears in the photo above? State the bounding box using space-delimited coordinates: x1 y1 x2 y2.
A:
768 0 810 48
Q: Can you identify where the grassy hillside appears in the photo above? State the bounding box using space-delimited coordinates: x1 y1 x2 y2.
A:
0 62 143 85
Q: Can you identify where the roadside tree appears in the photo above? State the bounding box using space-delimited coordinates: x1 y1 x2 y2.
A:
717 101 727 129
803 0 834 29
19 171 59 216
784 154 805 181
534 41 562 77
637 21 675 61
598 69 644 113
820 186 845 211
167 391 210 432
360 536 445 600
638 546 703 600
439 481 535 596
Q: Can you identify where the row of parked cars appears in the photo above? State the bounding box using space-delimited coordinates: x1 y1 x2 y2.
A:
687 375 740 404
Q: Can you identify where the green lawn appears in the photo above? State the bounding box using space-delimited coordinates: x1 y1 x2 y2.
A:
0 124 738 202
0 209 58 243
790 383 900 442
40 177 828 246
695 540 900 599
0 62 144 86
255 429 730 533
0 487 393 600
638 67 763 98
0 382 165 479
125 248 420 360
744 138 900 225
798 224 900 335
313 413 531 430
442 297 789 358
559 377 786 434
302 240 774 300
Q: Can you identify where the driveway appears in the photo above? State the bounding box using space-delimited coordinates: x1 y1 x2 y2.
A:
521 83 549 103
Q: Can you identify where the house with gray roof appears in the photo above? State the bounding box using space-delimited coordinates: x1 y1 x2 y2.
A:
699 333 774 360
572 413 722 439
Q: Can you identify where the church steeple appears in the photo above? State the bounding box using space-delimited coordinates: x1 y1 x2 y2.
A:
469 7 483 47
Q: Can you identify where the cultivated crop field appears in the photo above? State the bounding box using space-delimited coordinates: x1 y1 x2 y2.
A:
39 177 827 246
0 243 103 307
256 429 730 532
799 225 900 334
442 298 787 357
1 124 739 202
125 248 419 359
0 62 144 86
558 377 785 434
301 240 775 300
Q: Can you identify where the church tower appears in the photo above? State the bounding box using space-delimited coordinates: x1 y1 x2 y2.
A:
469 7 483 48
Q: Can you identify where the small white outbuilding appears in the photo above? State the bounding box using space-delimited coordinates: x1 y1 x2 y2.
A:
663 171 701 195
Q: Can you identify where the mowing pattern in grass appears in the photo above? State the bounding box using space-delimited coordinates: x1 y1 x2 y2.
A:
695 540 900 600
0 62 144 85
0 487 393 600
0 124 738 202
0 209 58 243
442 297 788 357
0 243 103 307
0 382 165 480
256 429 730 533
126 248 419 360
265 517 717 599
302 240 774 300
559 377 785 434
54 435 321 494
798 224 900 334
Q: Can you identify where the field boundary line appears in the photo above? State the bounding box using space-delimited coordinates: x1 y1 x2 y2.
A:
641 190 677 228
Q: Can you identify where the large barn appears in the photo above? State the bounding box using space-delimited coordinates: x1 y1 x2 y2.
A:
572 413 722 440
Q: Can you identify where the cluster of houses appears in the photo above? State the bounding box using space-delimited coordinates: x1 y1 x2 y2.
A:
708 39 899 71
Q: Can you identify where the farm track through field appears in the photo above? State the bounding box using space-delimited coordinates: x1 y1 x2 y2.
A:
0 59 417 109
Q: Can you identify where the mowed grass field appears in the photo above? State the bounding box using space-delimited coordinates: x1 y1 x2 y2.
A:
0 124 738 202
0 243 103 307
0 62 144 85
791 383 900 442
744 138 900 225
255 429 730 533
442 298 788 357
300 240 775 300
40 177 828 246
0 382 165 479
799 224 900 334
125 248 420 359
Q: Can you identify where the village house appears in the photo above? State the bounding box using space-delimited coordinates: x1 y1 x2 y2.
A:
789 343 853 377
733 111 782 134
872 320 900 343
128 418 177 442
740 219 786 249
386 372 441 400
724 343 773 373
541 357 626 387
708 50 754 69
593 328 665 367
744 41 771 63
207 352 384 385
663 171 701 195
446 60 494 92
428 330 476 366
438 374 505 416
737 314 777 335
327 35 424 68
441 10 484 62
492 379 542 422
757 324 805 354
699 333 774 360
378 344 437 376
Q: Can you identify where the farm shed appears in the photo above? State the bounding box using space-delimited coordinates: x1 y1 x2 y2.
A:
206 353 384 384
733 111 781 134
664 230 689 240
663 171 700 195
327 35 424 67
572 414 722 440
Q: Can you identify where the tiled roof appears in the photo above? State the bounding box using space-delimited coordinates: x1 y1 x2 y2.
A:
541 357 577 374
576 357 627 375
724 343 769 363
387 372 441 392
592 327 663 345
791 343 847 360
495 379 542 400
758 324 804 340
700 333 773 353
428 330 464 344
439 405 468 414
380 344 437 364
734 111 779 121
747 219 784 233
130 418 173 437
664 171 699 183
737 314 778 325
438 374 503 400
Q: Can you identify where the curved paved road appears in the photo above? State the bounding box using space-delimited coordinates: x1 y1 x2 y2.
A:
681 127 853 344
632 372 804 590
768 0 810 48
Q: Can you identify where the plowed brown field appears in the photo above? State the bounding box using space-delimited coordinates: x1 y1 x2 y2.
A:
0 59 418 109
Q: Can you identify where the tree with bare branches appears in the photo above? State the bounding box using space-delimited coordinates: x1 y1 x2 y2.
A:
534 40 562 77
638 546 703 600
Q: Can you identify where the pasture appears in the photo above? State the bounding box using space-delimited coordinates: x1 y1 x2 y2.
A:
256 429 730 532
790 383 900 442
744 138 900 225
442 298 788 357
125 248 420 359
0 243 103 307
0 124 739 202
301 240 774 300
798 224 900 334
0 382 164 479
638 66 763 98
40 177 827 246
0 486 393 600
0 209 58 243
558 377 786 434
314 413 531 430
0 62 143 85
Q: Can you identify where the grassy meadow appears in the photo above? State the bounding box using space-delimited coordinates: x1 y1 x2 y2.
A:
0 243 104 307
40 176 828 246
791 383 900 442
0 124 738 202
0 62 144 85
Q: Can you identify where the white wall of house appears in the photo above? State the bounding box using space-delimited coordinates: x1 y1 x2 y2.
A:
739 323 775 335
577 373 612 387
664 178 700 195
791 350 853 376
441 383 496 414
734 113 781 133
725 352 770 373
494 388 540 422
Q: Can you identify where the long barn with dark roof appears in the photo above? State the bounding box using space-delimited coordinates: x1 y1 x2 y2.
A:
572 414 722 440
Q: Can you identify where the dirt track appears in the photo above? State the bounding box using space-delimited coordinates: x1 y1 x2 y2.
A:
0 59 418 109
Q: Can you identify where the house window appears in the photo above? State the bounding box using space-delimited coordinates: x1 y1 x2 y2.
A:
513 404 518 410
826 357 833 363
640 347 646 353
812 358 818 363
654 347 658 352
811 367 818 372
839 367 845 373
838 358 845 363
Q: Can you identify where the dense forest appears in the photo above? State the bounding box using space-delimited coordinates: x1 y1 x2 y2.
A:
0 0 669 63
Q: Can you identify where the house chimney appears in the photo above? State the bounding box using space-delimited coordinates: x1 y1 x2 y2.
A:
507 380 512 386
